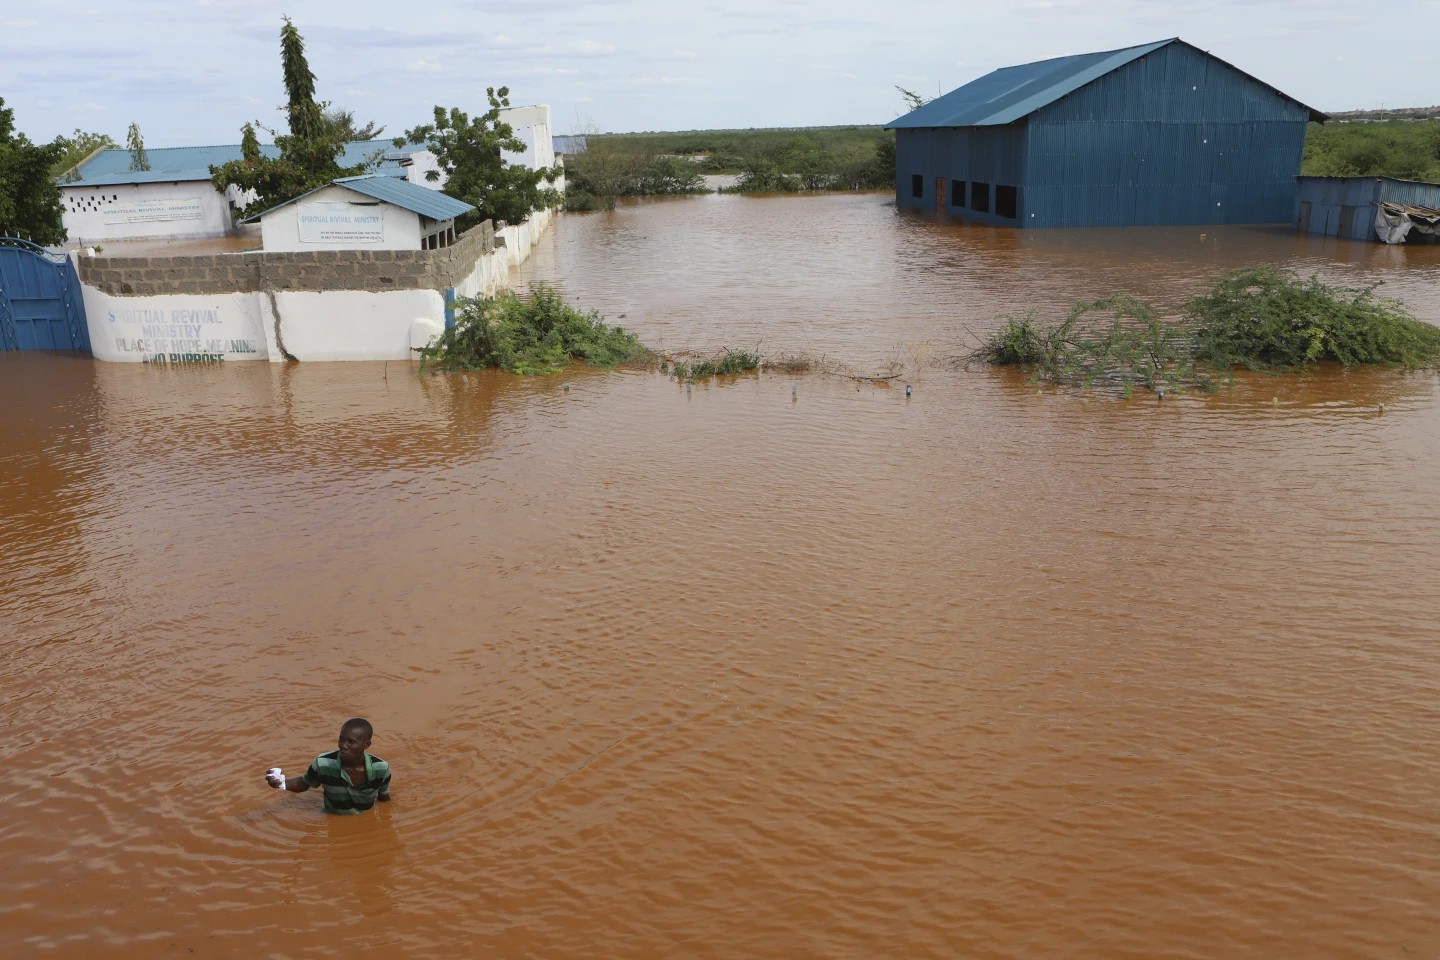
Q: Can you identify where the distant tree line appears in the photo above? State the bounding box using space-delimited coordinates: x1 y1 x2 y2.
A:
562 126 894 209
1301 120 1440 181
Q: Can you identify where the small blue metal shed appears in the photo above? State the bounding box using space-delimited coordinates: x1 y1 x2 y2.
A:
887 38 1325 228
1295 176 1440 243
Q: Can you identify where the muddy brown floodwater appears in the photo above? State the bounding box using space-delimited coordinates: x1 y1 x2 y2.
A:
4 191 1440 960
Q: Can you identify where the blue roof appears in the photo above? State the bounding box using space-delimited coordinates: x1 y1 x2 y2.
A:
328 175 475 221
887 38 1324 129
241 174 475 223
60 139 416 187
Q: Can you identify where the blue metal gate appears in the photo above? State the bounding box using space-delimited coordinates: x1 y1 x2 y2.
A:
0 237 91 353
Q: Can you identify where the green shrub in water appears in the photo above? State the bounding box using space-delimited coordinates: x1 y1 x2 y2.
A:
670 349 761 380
972 266 1440 392
974 297 1194 391
1188 265 1440 369
419 284 652 375
978 313 1051 365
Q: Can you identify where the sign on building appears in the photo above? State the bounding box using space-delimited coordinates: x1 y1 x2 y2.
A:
102 198 205 225
297 202 384 244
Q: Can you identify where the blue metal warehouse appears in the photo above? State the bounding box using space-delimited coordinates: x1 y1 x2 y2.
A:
887 38 1325 228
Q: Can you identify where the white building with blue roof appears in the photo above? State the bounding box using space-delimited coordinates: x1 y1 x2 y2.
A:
243 175 476 252
58 140 425 245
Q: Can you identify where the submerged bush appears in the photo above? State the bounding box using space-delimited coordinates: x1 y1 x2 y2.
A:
419 284 651 375
669 349 761 379
973 297 1194 391
976 313 1051 365
970 266 1440 392
1187 265 1440 369
561 188 600 212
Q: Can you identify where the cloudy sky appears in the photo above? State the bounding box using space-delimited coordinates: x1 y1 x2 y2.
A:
3 0 1436 148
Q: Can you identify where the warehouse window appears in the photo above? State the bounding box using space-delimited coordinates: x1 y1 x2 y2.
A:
911 174 923 199
950 181 966 208
995 185 1017 219
970 181 990 213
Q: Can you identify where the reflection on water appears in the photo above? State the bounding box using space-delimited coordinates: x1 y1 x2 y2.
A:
4 193 1440 959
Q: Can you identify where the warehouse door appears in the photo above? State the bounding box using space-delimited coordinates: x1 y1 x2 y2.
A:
935 177 947 212
0 238 90 353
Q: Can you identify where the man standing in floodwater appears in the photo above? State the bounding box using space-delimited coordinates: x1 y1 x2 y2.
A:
265 718 392 814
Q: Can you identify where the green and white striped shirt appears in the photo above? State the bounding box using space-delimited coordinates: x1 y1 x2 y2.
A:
301 750 391 815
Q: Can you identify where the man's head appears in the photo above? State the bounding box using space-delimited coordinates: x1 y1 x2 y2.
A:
338 718 373 763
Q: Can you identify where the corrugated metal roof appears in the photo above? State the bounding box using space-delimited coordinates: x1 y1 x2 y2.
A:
61 139 413 187
240 174 474 223
887 38 1324 129
329 175 475 220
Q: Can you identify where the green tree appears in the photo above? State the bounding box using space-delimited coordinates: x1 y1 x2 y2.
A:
0 97 66 244
321 107 384 142
1302 120 1440 181
280 16 322 143
636 155 706 195
50 129 117 181
867 133 896 188
562 124 645 209
126 122 150 172
782 140 835 190
896 86 930 112
400 86 561 227
240 122 261 162
210 16 368 219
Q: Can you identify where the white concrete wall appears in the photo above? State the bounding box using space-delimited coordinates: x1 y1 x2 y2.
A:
499 105 555 171
404 150 445 189
61 181 234 245
81 281 446 363
258 185 422 252
79 207 555 363
81 285 272 364
273 289 444 361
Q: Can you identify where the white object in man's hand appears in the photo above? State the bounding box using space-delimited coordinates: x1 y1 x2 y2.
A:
266 767 286 790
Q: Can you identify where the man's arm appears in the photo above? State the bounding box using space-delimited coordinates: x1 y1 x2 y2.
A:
266 768 316 793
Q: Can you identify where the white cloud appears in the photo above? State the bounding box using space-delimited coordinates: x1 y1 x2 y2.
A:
572 40 617 56
3 0 1430 145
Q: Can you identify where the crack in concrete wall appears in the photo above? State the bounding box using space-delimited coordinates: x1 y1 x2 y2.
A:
263 289 297 362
